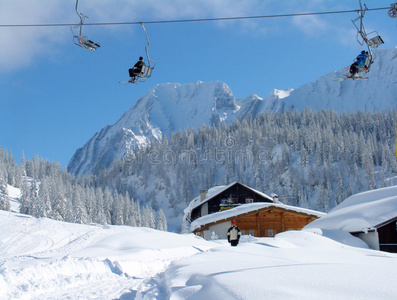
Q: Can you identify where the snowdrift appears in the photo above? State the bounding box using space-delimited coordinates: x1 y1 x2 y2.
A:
1 209 397 299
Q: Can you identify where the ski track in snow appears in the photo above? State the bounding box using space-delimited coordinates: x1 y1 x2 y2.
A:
0 211 214 299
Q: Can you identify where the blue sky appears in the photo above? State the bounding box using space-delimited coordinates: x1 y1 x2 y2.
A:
1 0 396 168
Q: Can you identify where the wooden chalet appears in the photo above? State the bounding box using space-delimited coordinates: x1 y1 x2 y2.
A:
184 182 325 240
190 203 325 240
305 185 397 253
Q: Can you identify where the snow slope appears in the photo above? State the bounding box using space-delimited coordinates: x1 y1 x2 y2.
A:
7 184 21 213
0 210 214 299
68 48 397 176
1 208 397 299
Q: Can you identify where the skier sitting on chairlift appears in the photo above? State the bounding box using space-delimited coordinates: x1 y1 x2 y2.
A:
129 56 146 83
349 50 368 77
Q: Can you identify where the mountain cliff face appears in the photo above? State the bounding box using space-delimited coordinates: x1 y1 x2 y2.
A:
68 48 397 176
68 81 248 175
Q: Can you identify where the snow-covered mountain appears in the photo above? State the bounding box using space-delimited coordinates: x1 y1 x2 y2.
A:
68 48 397 176
68 81 265 175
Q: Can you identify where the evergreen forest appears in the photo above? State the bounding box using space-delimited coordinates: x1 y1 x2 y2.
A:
1 109 396 231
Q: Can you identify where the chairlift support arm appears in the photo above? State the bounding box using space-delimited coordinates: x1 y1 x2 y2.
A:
127 22 155 83
140 22 153 68
71 0 99 50
351 0 371 52
75 0 87 37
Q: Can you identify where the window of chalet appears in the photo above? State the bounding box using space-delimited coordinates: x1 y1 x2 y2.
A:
220 197 239 211
245 198 253 204
268 229 274 237
249 230 255 236
220 198 238 205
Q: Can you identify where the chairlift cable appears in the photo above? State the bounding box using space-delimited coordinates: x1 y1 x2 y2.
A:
0 6 391 28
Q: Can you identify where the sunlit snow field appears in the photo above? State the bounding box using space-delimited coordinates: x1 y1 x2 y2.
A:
1 207 397 299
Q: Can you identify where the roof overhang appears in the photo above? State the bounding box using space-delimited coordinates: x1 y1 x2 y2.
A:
192 203 325 233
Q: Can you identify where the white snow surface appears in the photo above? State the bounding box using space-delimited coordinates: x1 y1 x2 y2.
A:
305 185 397 233
1 209 397 299
7 184 21 213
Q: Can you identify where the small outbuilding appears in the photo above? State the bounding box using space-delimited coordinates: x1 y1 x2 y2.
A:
305 185 397 253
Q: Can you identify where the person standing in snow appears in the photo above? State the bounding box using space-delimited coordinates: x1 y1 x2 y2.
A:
227 220 241 246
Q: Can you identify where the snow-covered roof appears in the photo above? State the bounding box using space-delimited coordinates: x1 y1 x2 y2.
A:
190 202 326 232
184 182 274 216
305 185 397 233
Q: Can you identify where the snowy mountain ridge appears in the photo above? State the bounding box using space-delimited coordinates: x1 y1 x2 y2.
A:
68 81 247 175
281 48 397 112
68 48 397 176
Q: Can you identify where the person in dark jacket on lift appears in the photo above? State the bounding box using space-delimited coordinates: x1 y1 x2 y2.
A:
129 56 146 82
227 220 242 247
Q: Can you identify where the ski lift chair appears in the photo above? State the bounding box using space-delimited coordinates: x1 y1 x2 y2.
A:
130 62 155 82
137 23 156 80
128 60 155 83
71 29 100 51
71 0 100 51
389 3 397 18
75 35 100 51
139 61 155 79
366 32 384 48
351 1 383 49
125 23 155 84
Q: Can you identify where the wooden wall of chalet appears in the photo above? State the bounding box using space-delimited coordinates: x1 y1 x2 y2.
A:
191 183 273 221
234 208 316 237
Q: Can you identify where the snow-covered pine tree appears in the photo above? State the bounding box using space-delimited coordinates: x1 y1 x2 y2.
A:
103 187 113 224
0 177 10 211
72 187 88 224
28 179 39 217
35 177 52 218
94 188 107 224
142 205 156 229
156 209 167 231
111 190 124 225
